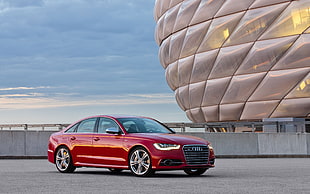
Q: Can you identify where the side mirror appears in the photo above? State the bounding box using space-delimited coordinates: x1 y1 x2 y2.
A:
106 128 121 134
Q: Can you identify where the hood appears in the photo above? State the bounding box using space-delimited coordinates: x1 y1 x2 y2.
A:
128 133 209 145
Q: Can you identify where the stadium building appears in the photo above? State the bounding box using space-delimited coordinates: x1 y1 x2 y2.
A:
154 0 310 127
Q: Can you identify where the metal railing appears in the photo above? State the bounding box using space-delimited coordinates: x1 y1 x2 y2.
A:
0 124 69 131
0 121 309 133
165 121 310 133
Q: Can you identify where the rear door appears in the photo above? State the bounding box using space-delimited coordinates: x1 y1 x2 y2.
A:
69 118 97 164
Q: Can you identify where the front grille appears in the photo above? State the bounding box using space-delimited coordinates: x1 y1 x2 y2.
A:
183 145 209 165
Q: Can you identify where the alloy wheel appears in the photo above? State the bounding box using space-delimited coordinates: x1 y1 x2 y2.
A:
55 147 76 173
129 147 153 176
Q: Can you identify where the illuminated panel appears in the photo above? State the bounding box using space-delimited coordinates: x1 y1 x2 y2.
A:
155 0 310 122
286 73 310 98
236 36 298 75
259 1 310 39
224 3 289 47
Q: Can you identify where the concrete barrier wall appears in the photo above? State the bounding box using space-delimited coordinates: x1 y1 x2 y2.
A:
25 131 53 156
307 134 310 155
188 133 259 156
187 133 310 157
257 133 307 155
0 131 54 157
0 131 309 157
0 131 25 156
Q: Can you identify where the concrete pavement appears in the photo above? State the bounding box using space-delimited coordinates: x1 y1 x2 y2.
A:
0 158 309 193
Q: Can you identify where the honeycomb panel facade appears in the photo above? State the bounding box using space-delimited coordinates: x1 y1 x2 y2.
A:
154 0 310 122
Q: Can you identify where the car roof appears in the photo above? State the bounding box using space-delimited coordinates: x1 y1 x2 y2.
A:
94 114 150 119
64 115 153 131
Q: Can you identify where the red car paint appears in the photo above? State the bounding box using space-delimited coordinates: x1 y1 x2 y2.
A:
48 115 215 176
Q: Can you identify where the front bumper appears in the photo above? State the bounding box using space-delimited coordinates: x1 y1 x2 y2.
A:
150 144 215 170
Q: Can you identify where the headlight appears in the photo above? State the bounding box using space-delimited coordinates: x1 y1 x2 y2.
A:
208 144 213 150
153 143 180 150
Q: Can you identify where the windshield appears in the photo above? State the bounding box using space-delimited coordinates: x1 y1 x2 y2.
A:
117 118 173 134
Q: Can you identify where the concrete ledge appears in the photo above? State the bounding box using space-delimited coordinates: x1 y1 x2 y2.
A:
1 155 309 159
25 131 53 156
187 133 258 156
0 156 47 159
0 131 25 156
307 134 310 155
184 133 310 157
0 131 309 158
258 133 307 155
215 155 310 158
0 131 54 157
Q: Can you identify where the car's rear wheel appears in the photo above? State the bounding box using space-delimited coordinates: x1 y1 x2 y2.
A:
129 147 154 177
55 146 76 173
184 168 208 176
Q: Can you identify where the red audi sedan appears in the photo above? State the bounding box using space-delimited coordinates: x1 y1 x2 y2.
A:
48 115 215 176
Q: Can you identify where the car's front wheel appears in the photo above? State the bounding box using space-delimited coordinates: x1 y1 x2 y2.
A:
129 147 154 177
184 168 208 176
55 146 76 173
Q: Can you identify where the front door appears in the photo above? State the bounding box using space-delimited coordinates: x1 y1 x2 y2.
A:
92 117 127 167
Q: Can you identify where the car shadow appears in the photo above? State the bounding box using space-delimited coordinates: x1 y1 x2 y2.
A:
61 169 216 178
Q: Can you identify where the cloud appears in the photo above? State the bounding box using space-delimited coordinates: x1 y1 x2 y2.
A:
0 0 184 123
0 0 44 10
0 0 166 95
0 86 50 91
0 92 175 110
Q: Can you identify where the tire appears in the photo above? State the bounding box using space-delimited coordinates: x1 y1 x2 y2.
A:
55 146 76 173
129 147 154 177
184 168 208 176
108 168 123 173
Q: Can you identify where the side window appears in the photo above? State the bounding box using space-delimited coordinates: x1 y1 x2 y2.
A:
122 121 138 133
65 123 78 133
76 118 97 133
97 118 119 134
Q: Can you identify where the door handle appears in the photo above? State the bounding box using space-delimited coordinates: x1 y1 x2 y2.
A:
94 137 100 141
70 136 76 140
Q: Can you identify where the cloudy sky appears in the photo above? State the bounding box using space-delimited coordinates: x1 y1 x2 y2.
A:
0 0 189 124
